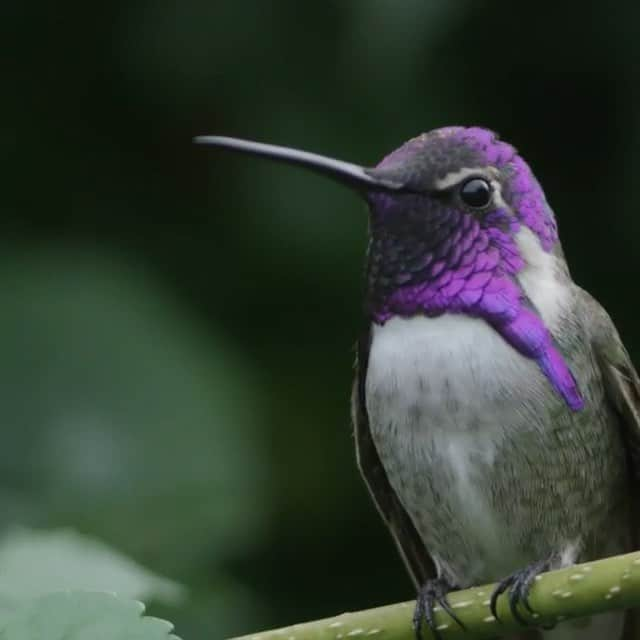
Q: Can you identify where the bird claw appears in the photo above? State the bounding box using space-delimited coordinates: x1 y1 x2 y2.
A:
489 558 550 626
413 577 465 640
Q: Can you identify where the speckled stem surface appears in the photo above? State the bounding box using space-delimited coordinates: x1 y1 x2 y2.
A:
232 551 640 640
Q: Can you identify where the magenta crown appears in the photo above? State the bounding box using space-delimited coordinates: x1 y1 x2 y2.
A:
367 126 583 411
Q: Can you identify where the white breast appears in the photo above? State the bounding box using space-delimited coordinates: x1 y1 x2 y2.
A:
364 230 571 584
366 314 539 582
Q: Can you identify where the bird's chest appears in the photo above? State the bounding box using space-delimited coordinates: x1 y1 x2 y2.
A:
365 314 555 583
365 314 547 452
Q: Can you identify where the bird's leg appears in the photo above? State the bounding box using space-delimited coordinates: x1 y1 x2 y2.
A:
490 557 552 626
413 576 465 640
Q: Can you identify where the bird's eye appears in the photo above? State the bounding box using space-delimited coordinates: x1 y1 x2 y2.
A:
460 178 492 208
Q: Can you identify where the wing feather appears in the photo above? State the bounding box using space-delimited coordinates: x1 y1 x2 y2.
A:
583 290 640 639
351 330 435 589
586 291 640 481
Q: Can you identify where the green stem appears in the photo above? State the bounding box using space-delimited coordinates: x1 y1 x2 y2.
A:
230 551 640 640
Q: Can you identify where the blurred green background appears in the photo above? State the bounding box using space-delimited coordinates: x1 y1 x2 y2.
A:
2 1 640 638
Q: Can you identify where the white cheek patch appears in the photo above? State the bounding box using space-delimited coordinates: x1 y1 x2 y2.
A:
515 226 567 328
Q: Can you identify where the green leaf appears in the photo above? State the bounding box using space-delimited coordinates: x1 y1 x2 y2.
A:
0 527 184 612
0 249 272 577
0 592 179 640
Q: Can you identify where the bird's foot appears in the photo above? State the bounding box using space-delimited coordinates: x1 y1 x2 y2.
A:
490 558 551 626
413 577 465 640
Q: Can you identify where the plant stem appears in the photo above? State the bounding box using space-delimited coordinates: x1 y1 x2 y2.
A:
229 551 640 640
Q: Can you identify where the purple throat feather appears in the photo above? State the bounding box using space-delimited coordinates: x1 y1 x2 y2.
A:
367 126 584 411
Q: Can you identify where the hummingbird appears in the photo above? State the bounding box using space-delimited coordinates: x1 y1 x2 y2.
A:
196 127 640 640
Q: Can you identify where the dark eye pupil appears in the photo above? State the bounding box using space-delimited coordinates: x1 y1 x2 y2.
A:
460 178 491 208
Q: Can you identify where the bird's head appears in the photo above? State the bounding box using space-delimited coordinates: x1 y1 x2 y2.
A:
196 127 562 324
197 127 582 410
362 126 562 322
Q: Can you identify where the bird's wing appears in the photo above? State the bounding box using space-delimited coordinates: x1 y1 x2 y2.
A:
584 290 640 482
583 289 640 639
351 329 436 589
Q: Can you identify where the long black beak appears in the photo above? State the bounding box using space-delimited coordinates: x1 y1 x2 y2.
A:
194 136 406 192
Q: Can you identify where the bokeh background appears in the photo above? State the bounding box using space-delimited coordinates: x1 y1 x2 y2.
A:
2 1 640 638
